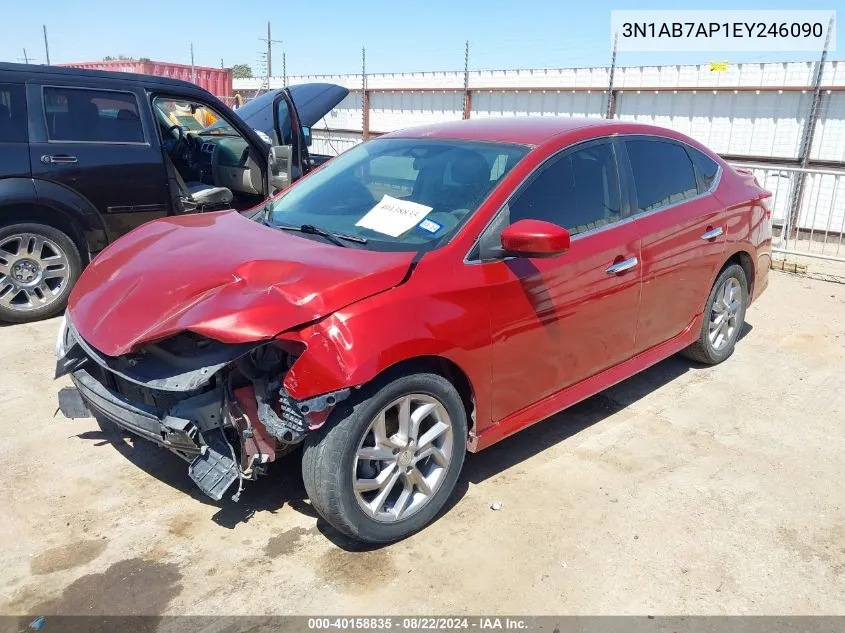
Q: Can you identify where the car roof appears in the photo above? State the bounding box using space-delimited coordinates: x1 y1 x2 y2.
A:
381 116 675 147
0 62 203 92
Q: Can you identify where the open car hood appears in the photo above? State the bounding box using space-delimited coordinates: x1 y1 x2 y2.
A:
233 83 349 140
67 211 414 357
286 83 349 128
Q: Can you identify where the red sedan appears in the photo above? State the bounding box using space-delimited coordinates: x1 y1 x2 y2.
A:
56 117 771 543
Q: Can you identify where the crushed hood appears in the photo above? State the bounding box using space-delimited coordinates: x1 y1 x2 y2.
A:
68 211 414 357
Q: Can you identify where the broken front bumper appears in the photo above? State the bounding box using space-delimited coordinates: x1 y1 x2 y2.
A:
60 366 246 501
55 315 348 502
60 368 203 457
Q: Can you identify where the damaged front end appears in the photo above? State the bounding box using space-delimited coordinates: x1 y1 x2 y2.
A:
55 315 349 502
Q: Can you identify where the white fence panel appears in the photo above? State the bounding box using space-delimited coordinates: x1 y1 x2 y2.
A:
310 130 363 156
811 92 845 162
616 90 810 159
471 90 606 119
320 90 364 131
369 91 464 132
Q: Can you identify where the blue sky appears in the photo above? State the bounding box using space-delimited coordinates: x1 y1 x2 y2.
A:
1 0 840 75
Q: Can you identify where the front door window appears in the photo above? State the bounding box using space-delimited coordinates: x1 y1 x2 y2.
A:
153 96 265 210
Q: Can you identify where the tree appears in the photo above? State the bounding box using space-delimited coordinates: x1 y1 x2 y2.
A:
232 64 253 79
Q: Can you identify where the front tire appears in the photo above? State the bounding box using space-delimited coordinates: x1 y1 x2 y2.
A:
0 223 81 323
681 263 748 365
302 372 467 544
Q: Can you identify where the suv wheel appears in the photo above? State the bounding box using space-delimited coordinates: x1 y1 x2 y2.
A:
0 223 82 323
302 372 467 544
681 263 748 365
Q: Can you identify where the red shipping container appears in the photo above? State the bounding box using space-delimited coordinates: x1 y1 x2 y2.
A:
58 59 233 99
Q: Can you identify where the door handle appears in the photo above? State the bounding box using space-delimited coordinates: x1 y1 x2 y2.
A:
700 226 724 240
41 154 78 165
605 256 638 275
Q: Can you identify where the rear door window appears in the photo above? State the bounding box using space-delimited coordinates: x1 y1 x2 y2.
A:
509 141 622 235
0 83 27 143
625 139 698 213
43 87 145 143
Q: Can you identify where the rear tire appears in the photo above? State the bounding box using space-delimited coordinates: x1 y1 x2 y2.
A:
0 223 81 324
302 371 467 544
681 263 748 365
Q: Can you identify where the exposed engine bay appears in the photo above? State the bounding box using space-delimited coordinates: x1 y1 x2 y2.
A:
55 316 349 502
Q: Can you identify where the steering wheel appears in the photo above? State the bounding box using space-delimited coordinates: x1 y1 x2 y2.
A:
163 124 187 158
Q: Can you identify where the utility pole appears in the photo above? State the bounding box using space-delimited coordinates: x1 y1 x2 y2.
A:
42 25 50 65
190 43 195 82
605 32 618 119
258 22 282 90
20 48 30 64
220 58 224 69
282 52 287 87
786 12 835 247
462 40 471 119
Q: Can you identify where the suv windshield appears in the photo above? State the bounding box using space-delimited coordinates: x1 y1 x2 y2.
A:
267 137 528 251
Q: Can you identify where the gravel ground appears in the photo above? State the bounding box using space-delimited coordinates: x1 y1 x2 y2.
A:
1 271 844 616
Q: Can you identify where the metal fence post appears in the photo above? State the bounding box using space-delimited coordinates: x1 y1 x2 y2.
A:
788 14 834 241
463 40 471 120
362 47 370 140
606 32 618 119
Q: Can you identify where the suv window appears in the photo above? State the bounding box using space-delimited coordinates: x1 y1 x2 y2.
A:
686 145 720 192
0 83 27 143
625 139 698 212
44 87 144 143
509 142 621 235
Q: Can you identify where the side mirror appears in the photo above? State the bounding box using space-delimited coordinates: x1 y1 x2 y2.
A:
268 144 293 193
500 219 570 258
301 126 312 147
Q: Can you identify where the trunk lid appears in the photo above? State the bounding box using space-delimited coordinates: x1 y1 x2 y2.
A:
68 211 414 357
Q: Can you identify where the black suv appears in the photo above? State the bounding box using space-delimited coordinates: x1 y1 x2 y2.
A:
0 62 347 323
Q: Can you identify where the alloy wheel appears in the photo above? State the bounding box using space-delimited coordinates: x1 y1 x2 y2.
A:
0 233 70 313
708 277 742 351
353 394 454 523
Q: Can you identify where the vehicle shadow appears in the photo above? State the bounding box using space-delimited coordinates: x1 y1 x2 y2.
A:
439 322 753 518
73 323 752 552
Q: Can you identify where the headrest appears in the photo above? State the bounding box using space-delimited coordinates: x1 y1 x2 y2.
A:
450 150 489 185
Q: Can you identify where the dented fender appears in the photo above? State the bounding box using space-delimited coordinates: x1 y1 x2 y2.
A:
278 260 495 438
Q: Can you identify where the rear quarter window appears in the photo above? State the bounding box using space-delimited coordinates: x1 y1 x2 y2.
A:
0 83 27 143
625 139 698 213
686 146 720 192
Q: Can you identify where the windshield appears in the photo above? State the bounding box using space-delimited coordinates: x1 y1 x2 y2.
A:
267 138 528 252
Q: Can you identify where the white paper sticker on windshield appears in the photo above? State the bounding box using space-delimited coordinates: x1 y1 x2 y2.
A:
355 195 433 238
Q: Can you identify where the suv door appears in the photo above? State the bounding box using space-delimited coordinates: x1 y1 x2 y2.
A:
620 136 727 353
486 139 642 422
27 82 169 239
0 82 29 180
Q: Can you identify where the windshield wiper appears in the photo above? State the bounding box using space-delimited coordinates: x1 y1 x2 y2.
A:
274 223 368 247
